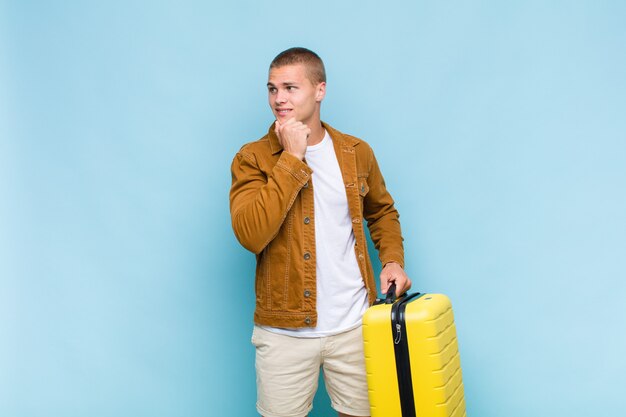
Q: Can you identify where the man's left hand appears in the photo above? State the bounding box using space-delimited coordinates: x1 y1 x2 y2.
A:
380 262 411 297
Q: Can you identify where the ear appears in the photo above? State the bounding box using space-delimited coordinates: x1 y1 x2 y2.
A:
315 82 326 102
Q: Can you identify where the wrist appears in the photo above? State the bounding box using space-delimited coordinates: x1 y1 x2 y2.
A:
284 148 305 161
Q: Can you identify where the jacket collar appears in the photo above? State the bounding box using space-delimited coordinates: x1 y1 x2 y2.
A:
268 121 360 155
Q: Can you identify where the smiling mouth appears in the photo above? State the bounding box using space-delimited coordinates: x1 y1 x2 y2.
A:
276 109 292 116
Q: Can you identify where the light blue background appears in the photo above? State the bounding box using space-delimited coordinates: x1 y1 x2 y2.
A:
2 1 625 416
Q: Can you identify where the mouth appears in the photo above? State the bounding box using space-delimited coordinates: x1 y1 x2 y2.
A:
275 108 292 117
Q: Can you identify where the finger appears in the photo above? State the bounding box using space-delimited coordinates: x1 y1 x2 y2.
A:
398 278 411 295
274 120 283 145
380 273 388 294
381 274 394 294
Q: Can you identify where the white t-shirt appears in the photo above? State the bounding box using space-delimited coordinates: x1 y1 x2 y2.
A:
264 131 369 338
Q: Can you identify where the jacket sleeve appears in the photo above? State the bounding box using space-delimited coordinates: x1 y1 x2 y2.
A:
362 147 405 268
230 149 312 254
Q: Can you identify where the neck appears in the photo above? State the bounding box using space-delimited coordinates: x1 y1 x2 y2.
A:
306 121 325 146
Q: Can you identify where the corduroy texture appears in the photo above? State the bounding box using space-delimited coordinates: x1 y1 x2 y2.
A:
230 122 404 328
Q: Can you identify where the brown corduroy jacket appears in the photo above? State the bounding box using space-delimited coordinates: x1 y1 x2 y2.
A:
230 122 404 328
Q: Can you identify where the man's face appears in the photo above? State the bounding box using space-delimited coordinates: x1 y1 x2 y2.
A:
267 64 325 127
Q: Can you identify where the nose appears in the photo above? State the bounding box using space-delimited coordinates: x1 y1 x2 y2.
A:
275 89 287 104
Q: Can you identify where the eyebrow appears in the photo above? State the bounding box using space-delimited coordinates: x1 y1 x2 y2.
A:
267 81 299 87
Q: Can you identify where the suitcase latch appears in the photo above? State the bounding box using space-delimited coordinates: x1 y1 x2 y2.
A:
394 323 402 344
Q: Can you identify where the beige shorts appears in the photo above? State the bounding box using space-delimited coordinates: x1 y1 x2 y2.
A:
251 325 371 417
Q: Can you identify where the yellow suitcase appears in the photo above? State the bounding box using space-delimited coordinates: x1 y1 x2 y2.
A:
362 286 466 417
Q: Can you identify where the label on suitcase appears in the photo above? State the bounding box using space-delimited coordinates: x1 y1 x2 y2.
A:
362 288 466 417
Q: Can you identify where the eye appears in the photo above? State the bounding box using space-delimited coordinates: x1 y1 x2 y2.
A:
268 87 277 94
286 86 296 91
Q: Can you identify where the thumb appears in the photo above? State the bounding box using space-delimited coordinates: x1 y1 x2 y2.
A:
380 274 390 294
274 120 283 144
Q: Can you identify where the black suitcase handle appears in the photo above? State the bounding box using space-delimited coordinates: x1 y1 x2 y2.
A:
375 283 418 306
385 283 398 304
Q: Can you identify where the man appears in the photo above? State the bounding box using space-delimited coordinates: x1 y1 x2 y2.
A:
230 47 411 417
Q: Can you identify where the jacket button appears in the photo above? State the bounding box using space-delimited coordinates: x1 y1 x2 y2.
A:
304 317 311 325
304 290 311 298
361 184 366 193
352 218 361 223
304 217 310 224
303 182 309 188
304 252 311 260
